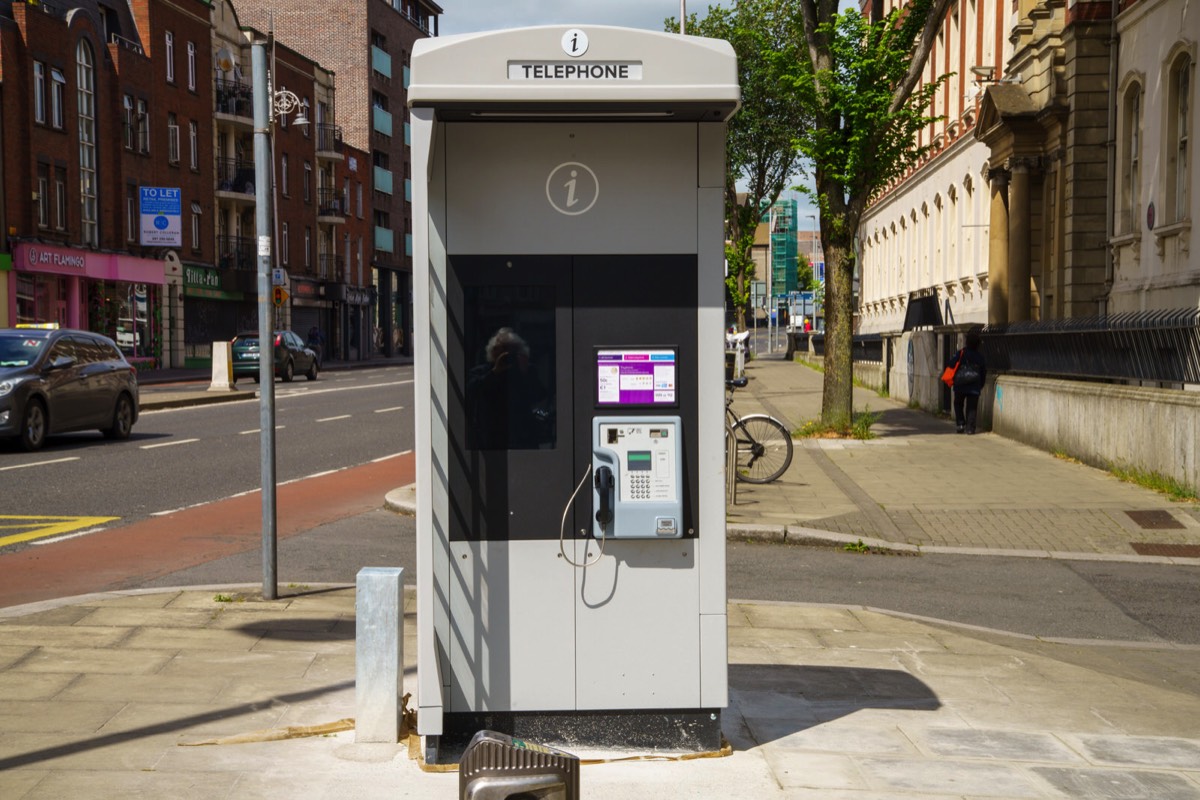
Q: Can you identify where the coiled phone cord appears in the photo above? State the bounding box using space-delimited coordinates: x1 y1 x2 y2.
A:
559 463 607 569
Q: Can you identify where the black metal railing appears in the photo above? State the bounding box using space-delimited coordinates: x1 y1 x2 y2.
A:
316 123 343 153
214 78 253 117
802 333 883 361
982 311 1200 384
216 158 256 195
316 187 344 218
217 235 256 271
318 253 345 282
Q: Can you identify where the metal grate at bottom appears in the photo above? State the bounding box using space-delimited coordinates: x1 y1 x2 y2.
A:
1125 510 1185 530
1129 542 1200 558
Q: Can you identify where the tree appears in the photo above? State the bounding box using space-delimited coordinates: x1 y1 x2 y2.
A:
669 1 809 331
795 253 816 292
780 0 952 427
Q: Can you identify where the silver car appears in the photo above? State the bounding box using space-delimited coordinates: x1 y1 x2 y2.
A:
0 326 140 451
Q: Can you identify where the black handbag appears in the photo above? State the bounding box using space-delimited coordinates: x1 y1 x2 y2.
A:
953 357 981 388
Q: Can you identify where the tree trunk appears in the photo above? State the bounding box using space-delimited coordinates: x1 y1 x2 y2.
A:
820 232 855 429
735 270 747 331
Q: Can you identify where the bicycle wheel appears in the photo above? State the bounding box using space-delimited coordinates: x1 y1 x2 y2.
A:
733 414 794 483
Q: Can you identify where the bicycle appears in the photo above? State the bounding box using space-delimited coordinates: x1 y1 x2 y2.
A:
726 377 794 483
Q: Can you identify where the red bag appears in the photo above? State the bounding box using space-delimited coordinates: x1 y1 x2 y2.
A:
941 350 962 388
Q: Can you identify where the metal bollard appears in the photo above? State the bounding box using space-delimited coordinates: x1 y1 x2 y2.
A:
355 566 404 743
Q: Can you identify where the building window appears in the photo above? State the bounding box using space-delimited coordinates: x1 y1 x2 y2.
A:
187 41 196 91
55 167 67 231
302 99 311 138
343 176 351 212
189 120 199 169
304 227 311 267
33 62 46 124
191 212 201 251
357 182 363 217
50 68 66 130
281 153 289 196
123 95 135 149
77 41 98 248
281 222 289 264
167 113 180 165
1119 83 1141 235
37 164 50 228
126 185 138 243
137 99 149 153
165 31 175 83
304 162 312 202
1167 54 1192 223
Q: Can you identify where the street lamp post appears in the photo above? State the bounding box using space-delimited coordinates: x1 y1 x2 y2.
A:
251 38 309 601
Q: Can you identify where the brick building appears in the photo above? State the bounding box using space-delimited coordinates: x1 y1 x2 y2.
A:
1 0 212 364
2 0 363 368
238 0 442 357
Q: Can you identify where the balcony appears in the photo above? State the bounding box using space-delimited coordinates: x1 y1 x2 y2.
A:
374 166 393 195
375 226 394 253
316 123 343 160
318 253 345 282
372 105 393 137
217 235 256 271
371 45 392 79
317 187 345 223
216 158 257 202
214 78 253 121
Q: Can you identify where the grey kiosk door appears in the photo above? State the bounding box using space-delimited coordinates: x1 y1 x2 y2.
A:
446 253 699 548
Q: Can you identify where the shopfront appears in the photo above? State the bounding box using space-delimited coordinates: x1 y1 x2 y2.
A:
10 243 167 364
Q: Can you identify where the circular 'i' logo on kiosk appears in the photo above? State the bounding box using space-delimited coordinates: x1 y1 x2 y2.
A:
562 29 589 57
547 162 599 216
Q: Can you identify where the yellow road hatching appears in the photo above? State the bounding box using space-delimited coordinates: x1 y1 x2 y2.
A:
0 516 119 548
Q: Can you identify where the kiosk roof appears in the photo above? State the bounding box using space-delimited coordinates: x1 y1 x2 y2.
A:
409 25 740 121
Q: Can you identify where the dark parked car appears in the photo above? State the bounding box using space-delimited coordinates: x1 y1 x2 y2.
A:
231 330 319 383
0 325 140 451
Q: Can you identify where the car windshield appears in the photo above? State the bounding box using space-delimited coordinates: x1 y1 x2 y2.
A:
0 336 47 368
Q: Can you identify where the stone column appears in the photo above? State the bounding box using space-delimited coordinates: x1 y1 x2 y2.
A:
1007 158 1034 322
987 168 1009 326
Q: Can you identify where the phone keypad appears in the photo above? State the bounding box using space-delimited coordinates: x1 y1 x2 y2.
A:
629 473 652 500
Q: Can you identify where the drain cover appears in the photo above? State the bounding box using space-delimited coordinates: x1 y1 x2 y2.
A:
1129 543 1200 558
1125 510 1184 530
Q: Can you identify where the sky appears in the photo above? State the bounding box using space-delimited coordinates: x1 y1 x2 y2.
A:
437 1 690 36
434 1 819 231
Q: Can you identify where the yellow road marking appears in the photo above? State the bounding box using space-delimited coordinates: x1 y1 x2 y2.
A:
0 516 119 548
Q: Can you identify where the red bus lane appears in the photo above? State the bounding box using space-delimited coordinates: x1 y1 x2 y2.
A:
0 453 415 609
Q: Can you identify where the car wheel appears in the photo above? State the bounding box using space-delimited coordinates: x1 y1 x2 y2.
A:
306 359 319 381
103 393 135 440
281 359 295 382
19 399 47 452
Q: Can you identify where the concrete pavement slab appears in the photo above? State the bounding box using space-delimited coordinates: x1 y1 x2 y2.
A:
1 588 1200 798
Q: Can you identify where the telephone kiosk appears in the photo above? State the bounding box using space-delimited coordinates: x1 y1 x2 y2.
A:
408 25 739 762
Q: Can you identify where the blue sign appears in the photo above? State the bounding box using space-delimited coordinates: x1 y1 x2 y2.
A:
140 187 182 246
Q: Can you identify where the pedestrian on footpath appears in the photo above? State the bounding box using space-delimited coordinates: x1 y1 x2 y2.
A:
307 325 325 366
948 329 986 434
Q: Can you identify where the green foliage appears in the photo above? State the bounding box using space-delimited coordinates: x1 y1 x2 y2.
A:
771 0 952 425
795 253 816 292
794 406 877 440
670 1 810 329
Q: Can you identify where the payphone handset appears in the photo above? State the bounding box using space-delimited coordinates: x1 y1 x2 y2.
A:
591 416 683 539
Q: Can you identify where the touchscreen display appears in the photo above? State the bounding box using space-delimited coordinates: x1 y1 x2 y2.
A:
596 348 677 406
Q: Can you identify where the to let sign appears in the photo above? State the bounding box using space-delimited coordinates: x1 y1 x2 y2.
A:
140 187 182 246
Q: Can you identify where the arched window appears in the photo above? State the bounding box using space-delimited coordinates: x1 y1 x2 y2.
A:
1166 54 1192 223
1119 81 1142 234
76 40 98 247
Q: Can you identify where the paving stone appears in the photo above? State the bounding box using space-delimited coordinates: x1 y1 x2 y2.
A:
1067 734 1200 770
857 755 1047 796
1032 766 1200 799
915 728 1085 764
